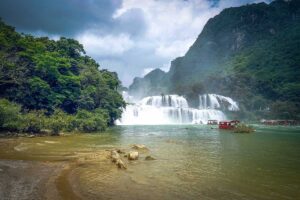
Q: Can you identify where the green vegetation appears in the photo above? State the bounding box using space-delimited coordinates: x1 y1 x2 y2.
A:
0 19 125 134
233 124 255 133
0 94 115 134
129 0 300 120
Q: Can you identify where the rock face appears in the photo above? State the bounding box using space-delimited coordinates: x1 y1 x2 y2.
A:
127 0 300 116
128 151 139 160
129 68 167 99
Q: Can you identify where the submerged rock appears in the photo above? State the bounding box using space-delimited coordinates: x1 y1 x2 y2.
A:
116 149 125 154
111 150 127 169
128 151 139 160
111 150 120 163
116 159 127 169
145 155 156 161
131 144 149 152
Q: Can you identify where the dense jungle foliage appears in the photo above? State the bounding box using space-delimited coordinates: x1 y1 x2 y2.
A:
0 19 125 133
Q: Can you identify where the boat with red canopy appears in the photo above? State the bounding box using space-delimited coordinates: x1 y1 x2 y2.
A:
219 120 240 129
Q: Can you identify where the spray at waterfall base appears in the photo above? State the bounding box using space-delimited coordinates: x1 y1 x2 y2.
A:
117 93 239 125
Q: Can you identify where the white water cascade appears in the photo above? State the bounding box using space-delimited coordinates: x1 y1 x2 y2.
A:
117 93 239 125
199 94 239 111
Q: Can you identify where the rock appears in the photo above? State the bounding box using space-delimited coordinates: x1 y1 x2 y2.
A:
110 150 127 169
116 149 125 154
27 134 35 138
128 151 139 160
131 144 149 151
111 150 120 163
145 155 156 161
116 159 127 169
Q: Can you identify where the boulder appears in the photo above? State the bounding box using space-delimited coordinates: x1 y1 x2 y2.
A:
116 149 125 154
111 150 120 163
111 150 127 169
128 151 139 160
116 159 127 169
131 144 149 152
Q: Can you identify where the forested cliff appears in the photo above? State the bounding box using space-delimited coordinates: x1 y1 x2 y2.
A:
0 19 125 133
129 0 300 119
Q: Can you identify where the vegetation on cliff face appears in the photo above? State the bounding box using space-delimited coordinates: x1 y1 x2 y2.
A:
129 0 300 120
0 19 125 133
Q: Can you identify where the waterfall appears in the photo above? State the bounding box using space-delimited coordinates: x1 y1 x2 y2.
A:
199 94 239 111
117 93 238 125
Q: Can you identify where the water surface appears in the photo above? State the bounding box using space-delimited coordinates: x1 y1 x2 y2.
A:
0 125 299 200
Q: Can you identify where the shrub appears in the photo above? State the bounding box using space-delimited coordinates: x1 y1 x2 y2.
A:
46 109 75 134
73 109 108 132
0 98 110 134
0 99 23 131
21 110 46 133
233 124 255 133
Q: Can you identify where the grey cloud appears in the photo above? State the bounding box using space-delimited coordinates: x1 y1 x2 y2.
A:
115 8 147 37
0 0 273 87
0 0 122 36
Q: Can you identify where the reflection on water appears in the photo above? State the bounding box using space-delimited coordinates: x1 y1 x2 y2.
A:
0 125 300 199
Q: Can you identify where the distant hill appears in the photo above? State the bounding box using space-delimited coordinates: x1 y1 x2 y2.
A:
129 0 300 119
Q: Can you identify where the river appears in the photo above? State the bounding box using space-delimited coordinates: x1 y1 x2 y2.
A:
0 125 299 199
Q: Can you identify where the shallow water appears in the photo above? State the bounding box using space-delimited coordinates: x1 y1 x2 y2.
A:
0 125 300 200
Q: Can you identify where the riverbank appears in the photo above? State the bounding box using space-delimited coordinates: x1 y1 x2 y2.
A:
0 154 112 200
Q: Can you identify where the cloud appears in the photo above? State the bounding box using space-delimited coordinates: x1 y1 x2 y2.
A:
0 0 122 36
0 0 272 86
77 33 134 57
142 68 155 76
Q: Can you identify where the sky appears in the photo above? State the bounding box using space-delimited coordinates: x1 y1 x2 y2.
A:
0 0 271 86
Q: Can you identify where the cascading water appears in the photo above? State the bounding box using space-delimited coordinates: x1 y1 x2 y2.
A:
199 94 239 111
117 93 239 125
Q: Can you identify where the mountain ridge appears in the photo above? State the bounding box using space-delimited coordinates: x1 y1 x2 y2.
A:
129 0 300 119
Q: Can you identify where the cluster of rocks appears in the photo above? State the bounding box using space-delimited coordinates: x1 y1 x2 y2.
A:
109 144 156 169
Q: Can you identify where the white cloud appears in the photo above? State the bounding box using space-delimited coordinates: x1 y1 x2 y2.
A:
77 32 134 57
142 67 155 76
76 0 272 86
160 63 171 72
113 0 220 59
141 63 170 77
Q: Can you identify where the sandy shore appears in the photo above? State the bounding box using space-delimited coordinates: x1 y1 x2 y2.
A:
0 147 113 200
0 160 67 200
